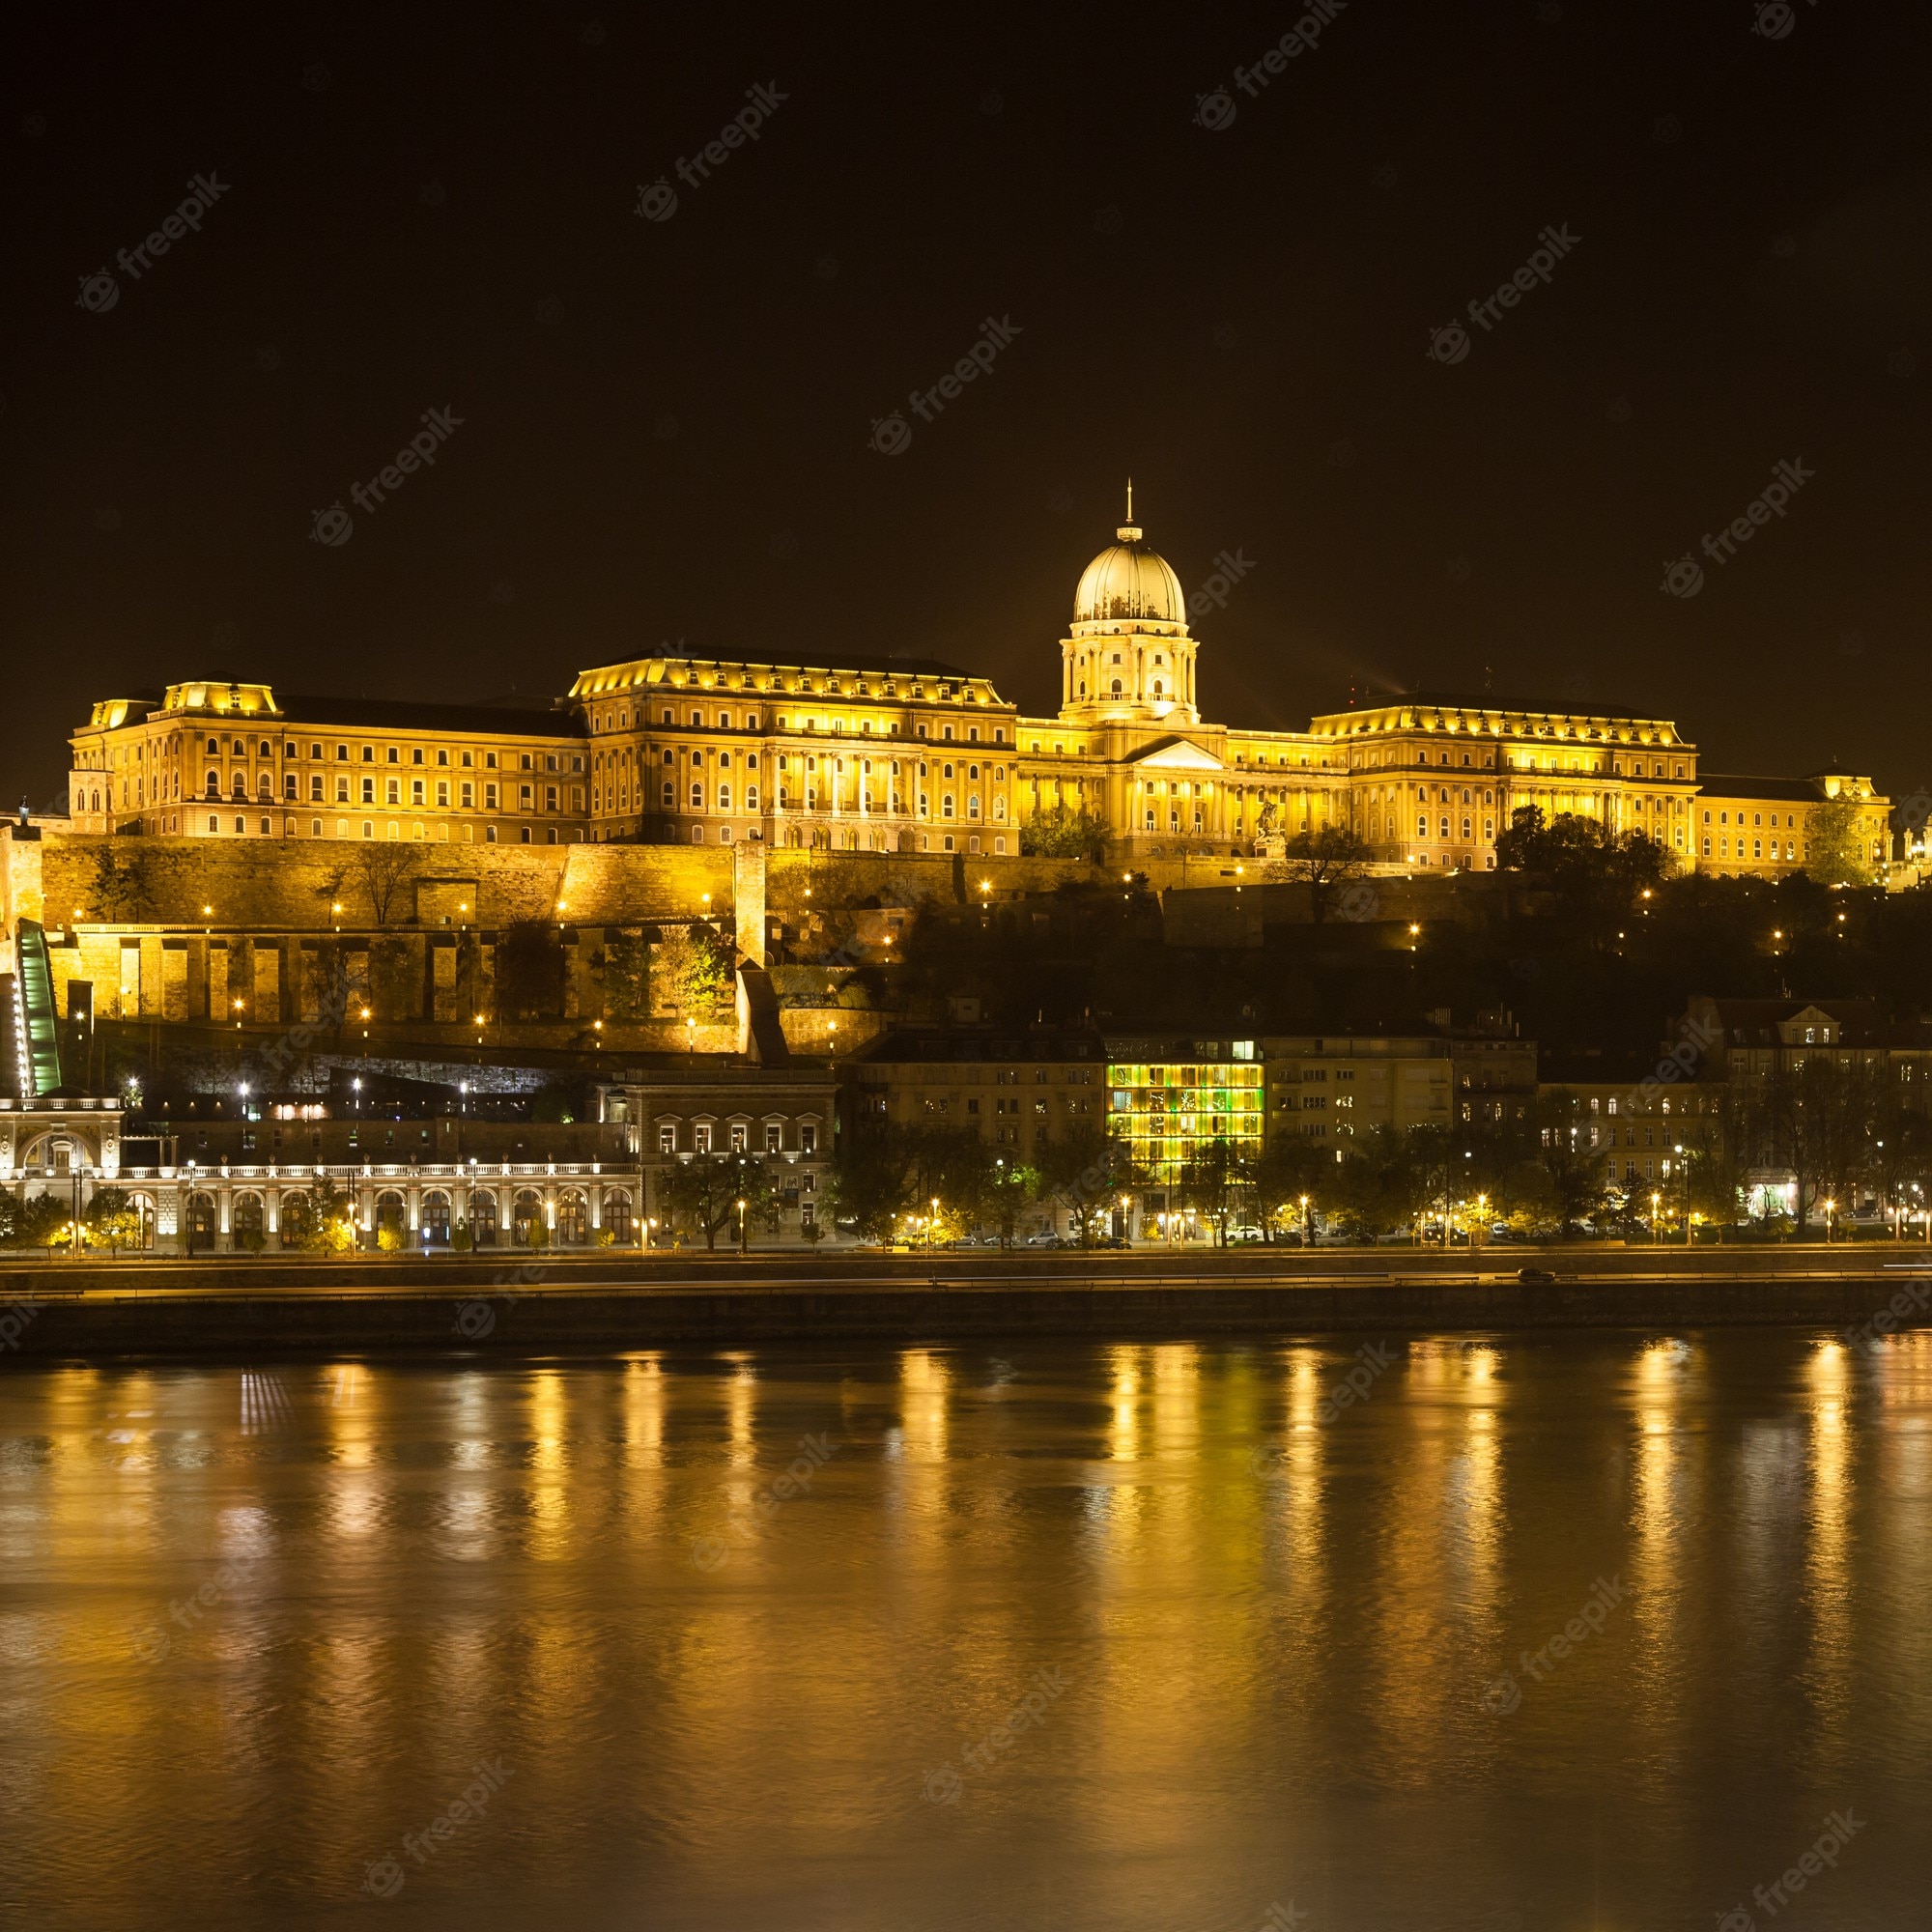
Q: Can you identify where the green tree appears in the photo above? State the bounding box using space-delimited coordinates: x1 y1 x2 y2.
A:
1330 1125 1441 1241
281 1177 357 1254
8 1194 70 1254
1176 1136 1255 1244
1494 807 1675 948
828 1126 923 1243
85 1184 142 1254
1806 799 1873 887
652 925 734 1018
658 1152 780 1250
984 1156 1040 1247
1019 805 1109 859
1035 1122 1134 1245
1253 1134 1334 1242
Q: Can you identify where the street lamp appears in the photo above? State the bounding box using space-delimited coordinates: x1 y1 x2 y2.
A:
1299 1191 1311 1248
928 1195 939 1253
736 1196 748 1253
1651 1189 1662 1243
1824 1196 1836 1243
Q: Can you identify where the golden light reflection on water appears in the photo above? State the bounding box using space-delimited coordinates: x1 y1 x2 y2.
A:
1803 1339 1852 1772
1362 1342 1507 1785
4 1339 1929 1928
1629 1338 1697 1781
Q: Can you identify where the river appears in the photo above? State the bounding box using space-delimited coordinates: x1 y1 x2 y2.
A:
1 1329 1925 1929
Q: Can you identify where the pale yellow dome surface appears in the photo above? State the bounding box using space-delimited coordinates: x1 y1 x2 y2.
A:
1073 522 1187 627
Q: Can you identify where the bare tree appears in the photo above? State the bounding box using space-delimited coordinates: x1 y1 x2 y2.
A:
352 845 422 930
1269 825 1372 923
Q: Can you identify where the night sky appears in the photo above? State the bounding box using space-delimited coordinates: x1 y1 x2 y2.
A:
7 1 1929 811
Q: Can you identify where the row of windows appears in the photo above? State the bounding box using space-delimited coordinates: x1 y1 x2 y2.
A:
88 736 581 772
657 1121 819 1154
595 705 1008 744
185 816 581 843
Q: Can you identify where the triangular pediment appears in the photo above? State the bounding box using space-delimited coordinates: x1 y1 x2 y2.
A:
1122 736 1225 772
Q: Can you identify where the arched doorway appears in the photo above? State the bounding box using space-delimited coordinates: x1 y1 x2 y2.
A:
374 1190 407 1250
511 1188 544 1246
185 1192 216 1252
232 1193 266 1251
605 1189 634 1243
555 1189 588 1246
421 1191 451 1246
468 1190 499 1247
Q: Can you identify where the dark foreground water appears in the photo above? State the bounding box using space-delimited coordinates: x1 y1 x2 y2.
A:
2 1331 1928 1931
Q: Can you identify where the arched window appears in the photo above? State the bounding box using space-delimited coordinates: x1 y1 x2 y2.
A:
421 1191 451 1245
555 1190 588 1245
1110 679 1122 697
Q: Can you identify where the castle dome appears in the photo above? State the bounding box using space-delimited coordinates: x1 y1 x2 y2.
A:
1072 492 1185 628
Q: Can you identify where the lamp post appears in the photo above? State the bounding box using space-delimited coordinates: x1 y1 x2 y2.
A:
928 1196 939 1254
1651 1189 1662 1244
736 1196 748 1254
1299 1192 1311 1249
1824 1196 1836 1244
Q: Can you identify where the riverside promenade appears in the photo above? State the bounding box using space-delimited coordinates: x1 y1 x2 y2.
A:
2 1245 1927 1354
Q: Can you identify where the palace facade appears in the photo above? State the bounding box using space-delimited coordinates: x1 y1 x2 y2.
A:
66 507 1891 878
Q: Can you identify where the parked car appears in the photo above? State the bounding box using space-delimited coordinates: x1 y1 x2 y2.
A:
1518 1266 1558 1286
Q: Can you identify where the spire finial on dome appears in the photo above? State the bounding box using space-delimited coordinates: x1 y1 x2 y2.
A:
1125 477 1133 523
1117 477 1142 544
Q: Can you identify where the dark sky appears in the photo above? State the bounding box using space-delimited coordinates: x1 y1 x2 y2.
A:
7 1 1929 810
